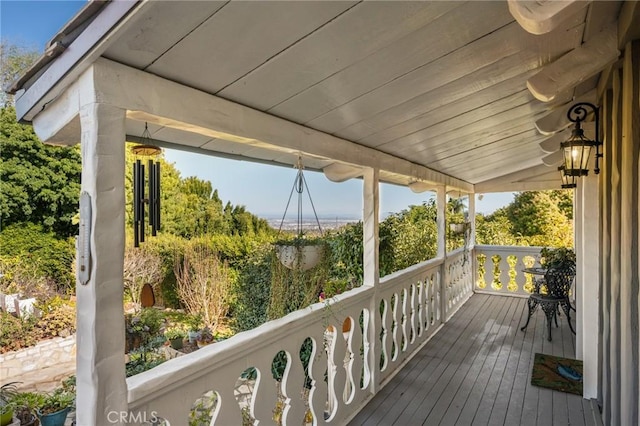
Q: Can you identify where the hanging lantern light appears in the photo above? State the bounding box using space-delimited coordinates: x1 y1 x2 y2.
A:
561 102 602 177
131 123 162 247
558 166 577 189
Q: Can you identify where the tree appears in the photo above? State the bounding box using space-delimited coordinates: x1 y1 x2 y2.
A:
0 108 82 237
504 191 573 247
475 210 517 246
0 41 39 106
174 244 233 332
379 200 438 274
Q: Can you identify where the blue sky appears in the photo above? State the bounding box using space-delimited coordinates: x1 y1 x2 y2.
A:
1 0 515 218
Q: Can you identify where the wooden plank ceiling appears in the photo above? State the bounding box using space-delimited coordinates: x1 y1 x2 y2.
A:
103 0 623 188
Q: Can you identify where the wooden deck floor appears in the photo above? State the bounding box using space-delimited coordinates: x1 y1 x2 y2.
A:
350 293 600 426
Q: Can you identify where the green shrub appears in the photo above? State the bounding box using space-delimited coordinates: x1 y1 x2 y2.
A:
125 347 166 377
327 222 364 286
0 255 52 299
231 245 272 332
0 223 75 292
38 388 75 415
0 311 39 353
36 296 76 338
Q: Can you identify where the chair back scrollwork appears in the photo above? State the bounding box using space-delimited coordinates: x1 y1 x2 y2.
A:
543 265 575 298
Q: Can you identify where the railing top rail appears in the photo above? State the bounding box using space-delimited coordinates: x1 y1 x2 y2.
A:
380 256 444 288
474 245 543 253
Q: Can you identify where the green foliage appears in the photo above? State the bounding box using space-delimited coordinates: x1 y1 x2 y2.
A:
322 278 351 298
540 247 576 269
0 298 76 352
36 296 76 338
37 388 74 415
126 308 165 336
267 243 330 320
125 145 273 240
8 391 45 417
475 210 518 246
0 255 51 299
0 311 39 353
504 191 573 247
0 107 81 237
125 345 166 377
164 326 186 340
189 391 218 426
327 222 363 285
0 222 75 292
0 382 19 414
231 245 273 332
379 200 438 274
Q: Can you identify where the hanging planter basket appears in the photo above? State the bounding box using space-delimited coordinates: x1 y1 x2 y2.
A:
275 241 325 271
274 158 325 270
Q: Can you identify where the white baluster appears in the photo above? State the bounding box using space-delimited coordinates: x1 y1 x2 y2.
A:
380 298 391 372
252 364 278 425
400 288 409 352
409 283 417 343
332 324 348 420
309 336 328 425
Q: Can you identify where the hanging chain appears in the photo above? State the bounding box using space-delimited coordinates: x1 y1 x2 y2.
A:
277 156 324 237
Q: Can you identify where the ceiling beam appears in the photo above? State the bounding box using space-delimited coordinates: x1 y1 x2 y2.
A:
84 58 472 192
527 25 619 103
475 164 561 193
542 150 563 167
534 89 597 134
323 163 364 183
508 0 590 35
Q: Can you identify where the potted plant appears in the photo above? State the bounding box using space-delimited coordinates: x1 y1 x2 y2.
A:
274 236 325 271
164 326 186 350
196 327 214 348
540 247 576 270
0 382 19 426
7 391 42 426
36 389 74 426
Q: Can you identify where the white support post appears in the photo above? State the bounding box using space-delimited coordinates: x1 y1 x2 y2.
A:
77 102 128 426
362 168 379 395
363 168 380 287
437 186 447 322
577 172 600 399
436 185 446 259
468 193 476 247
468 193 477 289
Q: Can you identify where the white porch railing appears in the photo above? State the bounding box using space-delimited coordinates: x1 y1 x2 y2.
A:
473 245 543 297
126 248 473 425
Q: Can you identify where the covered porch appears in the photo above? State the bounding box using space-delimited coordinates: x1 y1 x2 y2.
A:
10 1 640 425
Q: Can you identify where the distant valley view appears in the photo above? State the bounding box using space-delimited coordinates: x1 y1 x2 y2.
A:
263 215 361 232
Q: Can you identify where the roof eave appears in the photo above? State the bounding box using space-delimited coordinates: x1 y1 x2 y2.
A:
12 0 142 122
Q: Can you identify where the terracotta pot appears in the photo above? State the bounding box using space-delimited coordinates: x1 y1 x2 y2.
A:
275 244 324 271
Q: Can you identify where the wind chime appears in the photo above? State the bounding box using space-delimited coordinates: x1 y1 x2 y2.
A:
131 123 161 247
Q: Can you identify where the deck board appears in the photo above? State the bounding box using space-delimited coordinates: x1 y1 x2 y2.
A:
353 294 490 425
349 294 592 426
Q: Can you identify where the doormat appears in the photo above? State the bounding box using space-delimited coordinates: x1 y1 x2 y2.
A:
531 353 583 395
